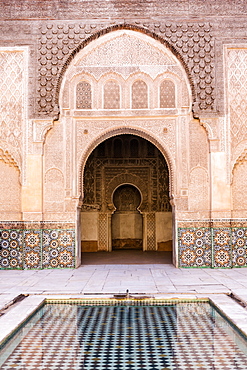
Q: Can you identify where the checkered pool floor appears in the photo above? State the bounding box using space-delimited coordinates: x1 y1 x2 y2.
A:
1 301 247 369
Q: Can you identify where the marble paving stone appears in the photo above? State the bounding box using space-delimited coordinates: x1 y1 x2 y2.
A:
1 264 247 297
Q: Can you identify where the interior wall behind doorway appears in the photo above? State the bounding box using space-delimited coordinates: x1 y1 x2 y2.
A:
112 184 143 250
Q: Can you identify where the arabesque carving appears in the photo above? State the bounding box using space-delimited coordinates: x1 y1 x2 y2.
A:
227 48 247 152
0 49 27 170
36 23 215 118
33 120 54 142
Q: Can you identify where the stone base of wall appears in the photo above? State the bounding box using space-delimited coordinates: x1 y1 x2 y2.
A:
178 219 247 268
0 222 76 269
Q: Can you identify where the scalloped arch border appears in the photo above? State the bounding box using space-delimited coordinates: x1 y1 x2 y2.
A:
78 126 175 198
55 24 195 113
107 174 146 209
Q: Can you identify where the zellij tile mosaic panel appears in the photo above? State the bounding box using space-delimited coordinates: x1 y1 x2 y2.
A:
178 225 247 268
178 228 212 267
1 302 247 369
213 228 232 268
0 229 23 269
0 224 76 270
232 228 247 267
42 229 75 269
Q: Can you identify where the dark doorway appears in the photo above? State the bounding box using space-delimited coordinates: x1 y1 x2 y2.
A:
81 134 172 261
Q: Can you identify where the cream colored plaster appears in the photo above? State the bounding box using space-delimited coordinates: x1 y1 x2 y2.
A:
81 212 98 240
112 213 143 239
156 212 172 243
22 155 43 213
211 152 231 211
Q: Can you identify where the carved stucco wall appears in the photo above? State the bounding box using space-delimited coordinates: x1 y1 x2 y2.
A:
188 119 210 213
227 48 247 154
0 47 28 173
3 3 247 268
226 47 247 212
58 30 191 206
232 159 247 213
0 48 27 222
37 23 214 119
0 160 21 220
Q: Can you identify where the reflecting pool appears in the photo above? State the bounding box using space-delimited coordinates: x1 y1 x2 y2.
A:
0 301 247 369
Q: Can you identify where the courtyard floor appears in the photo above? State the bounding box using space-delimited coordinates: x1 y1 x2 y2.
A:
1 252 247 306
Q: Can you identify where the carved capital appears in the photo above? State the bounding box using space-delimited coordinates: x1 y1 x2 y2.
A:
32 119 54 143
199 118 218 139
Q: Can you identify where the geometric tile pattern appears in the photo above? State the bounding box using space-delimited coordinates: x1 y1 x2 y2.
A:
0 222 76 270
232 228 247 268
23 230 42 269
178 228 212 267
42 229 75 269
1 222 247 270
1 302 247 369
178 224 247 268
213 228 232 268
0 229 23 269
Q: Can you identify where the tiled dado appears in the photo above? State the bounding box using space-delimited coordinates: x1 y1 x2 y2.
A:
0 222 76 270
178 220 247 268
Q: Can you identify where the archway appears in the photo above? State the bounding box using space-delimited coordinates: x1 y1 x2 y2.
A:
80 134 173 263
112 184 142 250
56 28 193 267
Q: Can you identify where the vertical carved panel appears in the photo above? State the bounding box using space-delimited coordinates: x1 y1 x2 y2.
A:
160 80 175 108
0 48 27 169
158 155 171 212
0 160 21 219
76 81 92 109
180 117 189 189
189 120 208 170
232 160 247 210
132 80 148 109
188 167 209 211
227 48 247 150
104 80 120 109
146 213 156 250
83 155 95 204
98 213 108 251
44 169 64 212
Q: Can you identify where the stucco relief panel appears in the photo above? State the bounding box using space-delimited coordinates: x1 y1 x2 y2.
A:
44 168 65 212
62 31 191 112
36 23 215 118
226 47 247 156
177 116 189 191
232 158 247 211
0 160 21 219
0 48 28 171
44 121 64 172
188 167 210 211
75 32 176 67
189 119 209 171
